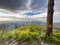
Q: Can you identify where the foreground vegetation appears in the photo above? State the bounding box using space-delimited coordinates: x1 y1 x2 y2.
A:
42 30 60 45
0 25 60 45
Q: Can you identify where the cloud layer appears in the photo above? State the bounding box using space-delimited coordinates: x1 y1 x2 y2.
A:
0 0 60 23
0 0 48 11
0 0 27 10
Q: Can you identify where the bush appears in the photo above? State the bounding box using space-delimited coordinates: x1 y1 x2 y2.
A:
42 30 60 45
12 29 40 42
0 25 41 42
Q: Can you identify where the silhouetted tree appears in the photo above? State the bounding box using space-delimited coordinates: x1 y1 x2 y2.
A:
15 24 17 29
46 0 54 36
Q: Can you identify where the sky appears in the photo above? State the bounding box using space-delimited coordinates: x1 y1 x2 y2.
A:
0 0 60 23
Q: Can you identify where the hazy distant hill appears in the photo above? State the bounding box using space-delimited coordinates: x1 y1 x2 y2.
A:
37 22 60 30
0 21 60 30
0 21 44 30
53 23 60 30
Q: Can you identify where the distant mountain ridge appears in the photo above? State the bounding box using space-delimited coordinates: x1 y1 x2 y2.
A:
0 21 60 30
0 21 44 30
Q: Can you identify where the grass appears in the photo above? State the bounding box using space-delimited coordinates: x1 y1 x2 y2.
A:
42 30 60 45
0 25 60 45
0 25 41 42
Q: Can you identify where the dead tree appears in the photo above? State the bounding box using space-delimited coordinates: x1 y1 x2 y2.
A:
46 0 54 36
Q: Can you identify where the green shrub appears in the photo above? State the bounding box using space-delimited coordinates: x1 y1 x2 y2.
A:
12 29 40 42
42 30 60 45
2 31 12 40
0 25 41 42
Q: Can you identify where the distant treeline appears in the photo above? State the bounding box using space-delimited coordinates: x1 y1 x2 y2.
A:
0 21 43 30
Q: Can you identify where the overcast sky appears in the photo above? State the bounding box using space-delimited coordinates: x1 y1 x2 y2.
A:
0 0 60 23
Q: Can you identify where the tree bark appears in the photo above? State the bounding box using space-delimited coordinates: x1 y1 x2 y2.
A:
46 0 54 36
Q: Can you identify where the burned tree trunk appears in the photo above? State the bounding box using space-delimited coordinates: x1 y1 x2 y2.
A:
46 0 54 36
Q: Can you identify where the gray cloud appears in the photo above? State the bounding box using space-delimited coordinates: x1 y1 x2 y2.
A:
55 0 60 12
0 0 27 10
0 0 48 12
31 0 48 11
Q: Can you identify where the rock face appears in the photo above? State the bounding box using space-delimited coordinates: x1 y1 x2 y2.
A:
5 39 18 45
0 39 18 45
0 39 41 45
0 39 54 45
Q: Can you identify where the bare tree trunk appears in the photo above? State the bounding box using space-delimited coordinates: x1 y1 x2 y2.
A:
46 0 54 36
